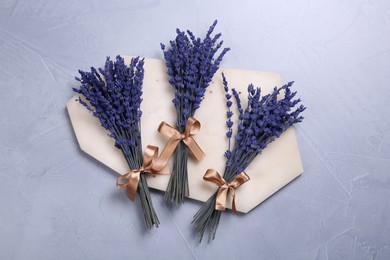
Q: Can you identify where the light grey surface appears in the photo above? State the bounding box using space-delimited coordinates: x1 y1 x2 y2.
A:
1 1 389 259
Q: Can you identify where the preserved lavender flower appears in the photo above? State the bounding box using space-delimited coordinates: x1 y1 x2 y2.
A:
193 73 306 242
160 20 230 204
73 55 160 229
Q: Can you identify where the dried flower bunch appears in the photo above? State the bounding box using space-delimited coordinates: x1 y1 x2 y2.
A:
73 56 163 229
71 20 307 238
160 20 230 205
192 73 306 242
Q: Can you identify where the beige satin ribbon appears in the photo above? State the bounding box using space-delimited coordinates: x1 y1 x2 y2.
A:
152 117 205 171
203 169 250 213
116 145 169 201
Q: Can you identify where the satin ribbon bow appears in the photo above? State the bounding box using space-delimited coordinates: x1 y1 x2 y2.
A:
152 117 205 171
203 169 250 213
116 145 169 201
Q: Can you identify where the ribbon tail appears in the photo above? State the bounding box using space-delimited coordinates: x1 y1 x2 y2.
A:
126 171 140 201
117 171 141 202
215 187 228 211
230 188 238 214
184 137 205 161
126 186 137 202
152 138 180 171
153 121 182 171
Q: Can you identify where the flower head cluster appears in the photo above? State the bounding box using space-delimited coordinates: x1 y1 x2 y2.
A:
222 73 306 178
161 20 230 130
73 55 144 157
222 73 233 160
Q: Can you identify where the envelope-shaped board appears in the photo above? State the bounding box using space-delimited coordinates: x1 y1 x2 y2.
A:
67 56 303 213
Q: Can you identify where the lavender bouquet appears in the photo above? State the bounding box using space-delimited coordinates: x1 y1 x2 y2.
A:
193 74 306 242
158 20 230 204
73 56 166 229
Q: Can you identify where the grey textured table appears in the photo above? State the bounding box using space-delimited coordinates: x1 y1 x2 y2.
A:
1 1 389 259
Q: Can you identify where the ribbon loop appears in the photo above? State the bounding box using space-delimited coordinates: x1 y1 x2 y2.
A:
116 145 169 202
153 117 205 171
184 117 201 137
203 169 250 213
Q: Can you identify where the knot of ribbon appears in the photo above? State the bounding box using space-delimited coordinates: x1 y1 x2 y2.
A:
152 117 205 171
116 145 169 201
203 169 250 213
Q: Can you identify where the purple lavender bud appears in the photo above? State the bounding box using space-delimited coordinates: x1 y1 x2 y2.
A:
226 111 233 118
